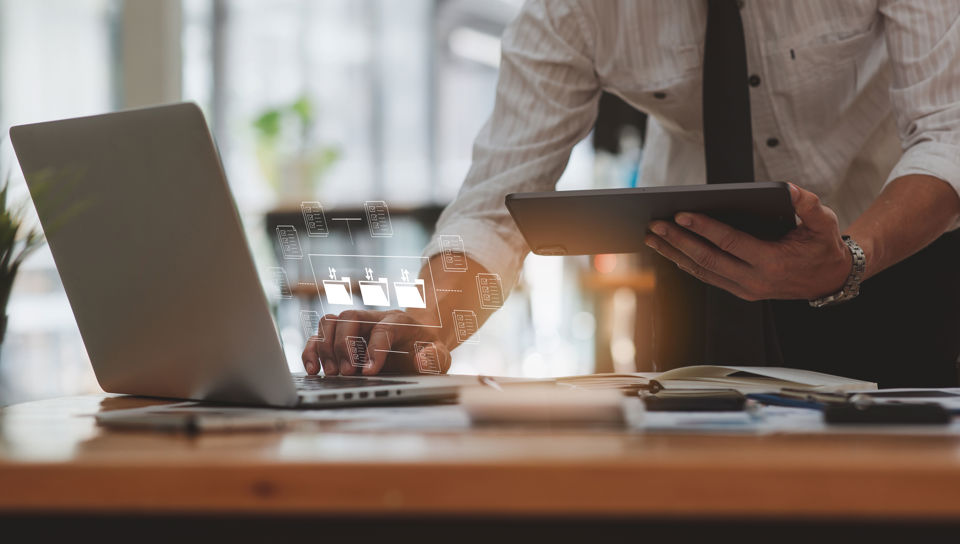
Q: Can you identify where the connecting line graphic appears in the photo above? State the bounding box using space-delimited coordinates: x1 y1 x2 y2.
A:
436 288 463 293
373 349 409 354
330 217 362 244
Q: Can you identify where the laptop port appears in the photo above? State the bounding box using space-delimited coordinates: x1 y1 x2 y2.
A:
303 394 337 403
359 391 369 399
344 393 353 400
374 390 389 398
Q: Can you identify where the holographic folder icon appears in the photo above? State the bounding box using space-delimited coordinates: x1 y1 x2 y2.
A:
269 267 293 299
453 309 479 344
414 341 441 374
300 310 323 340
346 336 370 368
275 225 303 259
358 278 391 307
475 273 504 309
439 234 468 272
393 279 427 309
322 278 353 305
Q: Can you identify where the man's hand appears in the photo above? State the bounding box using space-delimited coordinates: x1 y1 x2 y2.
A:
301 309 452 376
644 183 852 301
301 254 495 376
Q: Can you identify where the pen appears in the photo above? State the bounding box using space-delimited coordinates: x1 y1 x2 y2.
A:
778 388 850 404
745 393 825 411
477 375 503 392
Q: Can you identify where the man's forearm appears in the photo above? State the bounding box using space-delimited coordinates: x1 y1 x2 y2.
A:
845 175 960 281
410 255 498 349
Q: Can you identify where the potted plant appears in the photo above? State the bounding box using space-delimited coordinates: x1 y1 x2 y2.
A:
252 95 341 204
0 167 45 348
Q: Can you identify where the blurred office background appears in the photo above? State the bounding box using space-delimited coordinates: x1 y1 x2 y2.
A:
0 0 649 405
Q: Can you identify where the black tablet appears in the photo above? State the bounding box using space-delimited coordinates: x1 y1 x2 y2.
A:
505 182 796 256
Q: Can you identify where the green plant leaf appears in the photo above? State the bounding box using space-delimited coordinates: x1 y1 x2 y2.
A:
290 96 314 125
252 109 283 140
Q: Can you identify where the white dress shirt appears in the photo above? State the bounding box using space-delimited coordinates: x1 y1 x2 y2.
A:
423 0 960 293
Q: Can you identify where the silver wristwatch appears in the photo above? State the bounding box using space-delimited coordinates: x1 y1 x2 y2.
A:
808 236 865 308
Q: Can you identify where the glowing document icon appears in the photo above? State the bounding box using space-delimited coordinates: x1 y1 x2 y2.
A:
300 310 323 341
346 336 371 368
322 277 354 306
276 225 303 259
439 235 468 272
414 341 442 374
364 200 393 237
301 201 329 237
452 310 479 344
268 267 293 299
393 279 427 309
358 278 391 307
475 273 504 309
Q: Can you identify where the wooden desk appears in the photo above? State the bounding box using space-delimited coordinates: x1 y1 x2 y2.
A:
2 395 960 538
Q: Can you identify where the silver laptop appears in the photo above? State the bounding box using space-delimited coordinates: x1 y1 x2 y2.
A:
9 103 457 407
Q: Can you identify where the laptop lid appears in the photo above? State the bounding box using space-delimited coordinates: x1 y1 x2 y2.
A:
10 103 299 406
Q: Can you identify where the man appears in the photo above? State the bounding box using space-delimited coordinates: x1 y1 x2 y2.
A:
304 0 960 387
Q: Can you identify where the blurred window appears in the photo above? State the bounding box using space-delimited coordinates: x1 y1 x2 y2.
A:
183 0 599 378
183 0 434 211
0 0 120 404
0 0 600 404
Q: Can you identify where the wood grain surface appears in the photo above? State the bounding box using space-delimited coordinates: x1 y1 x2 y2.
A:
2 394 960 518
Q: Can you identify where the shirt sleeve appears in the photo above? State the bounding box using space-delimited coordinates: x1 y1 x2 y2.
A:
422 0 600 293
880 0 960 204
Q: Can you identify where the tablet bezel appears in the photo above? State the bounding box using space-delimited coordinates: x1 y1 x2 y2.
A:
505 182 796 256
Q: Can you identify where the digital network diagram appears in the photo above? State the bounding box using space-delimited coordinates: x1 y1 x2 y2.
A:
308 254 443 327
267 200 508 370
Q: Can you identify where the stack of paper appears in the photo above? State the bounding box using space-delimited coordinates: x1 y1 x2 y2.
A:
556 366 877 395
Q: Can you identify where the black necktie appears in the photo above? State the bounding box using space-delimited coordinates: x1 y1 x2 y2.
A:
652 0 781 370
701 0 780 365
702 0 754 183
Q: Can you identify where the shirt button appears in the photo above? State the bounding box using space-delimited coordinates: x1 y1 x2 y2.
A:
653 91 667 99
748 74 761 87
766 137 780 148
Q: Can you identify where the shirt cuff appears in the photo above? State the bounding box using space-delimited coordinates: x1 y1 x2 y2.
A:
886 141 960 230
422 217 529 296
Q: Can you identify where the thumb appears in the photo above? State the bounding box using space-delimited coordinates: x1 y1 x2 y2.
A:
789 183 837 233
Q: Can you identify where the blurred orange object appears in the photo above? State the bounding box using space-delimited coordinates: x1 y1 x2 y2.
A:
593 253 617 274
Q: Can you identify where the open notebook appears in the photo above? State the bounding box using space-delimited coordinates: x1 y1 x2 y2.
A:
557 366 877 394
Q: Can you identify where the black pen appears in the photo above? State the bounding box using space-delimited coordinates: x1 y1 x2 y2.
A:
630 380 664 395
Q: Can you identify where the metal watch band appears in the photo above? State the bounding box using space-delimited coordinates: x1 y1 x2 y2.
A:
808 235 866 308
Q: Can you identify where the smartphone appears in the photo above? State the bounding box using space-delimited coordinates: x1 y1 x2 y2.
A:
824 403 951 425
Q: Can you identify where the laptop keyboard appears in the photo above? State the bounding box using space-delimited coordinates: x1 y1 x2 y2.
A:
292 375 415 391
